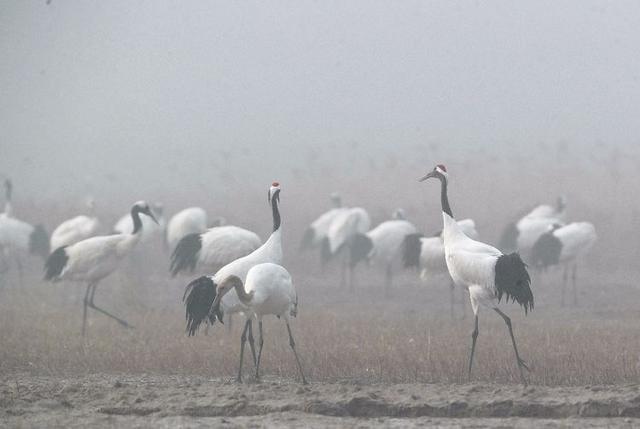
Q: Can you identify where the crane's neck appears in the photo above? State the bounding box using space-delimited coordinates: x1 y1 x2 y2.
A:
4 182 12 217
439 177 453 218
130 206 144 235
234 282 255 306
271 193 281 232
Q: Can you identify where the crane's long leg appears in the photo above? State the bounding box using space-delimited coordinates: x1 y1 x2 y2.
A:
467 314 479 380
449 282 455 320
255 320 265 380
237 319 251 382
494 308 530 386
286 321 308 385
87 282 133 329
460 287 467 319
572 263 578 306
384 265 392 297
247 319 257 367
82 282 95 336
561 265 568 307
14 254 24 288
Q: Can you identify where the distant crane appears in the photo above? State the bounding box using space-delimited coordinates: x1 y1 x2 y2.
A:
403 218 478 319
321 206 371 289
209 263 306 384
300 192 346 253
166 207 208 252
530 222 597 306
113 202 166 244
170 225 261 277
50 197 100 250
420 164 534 385
499 197 567 258
349 208 418 295
44 201 158 335
183 182 284 355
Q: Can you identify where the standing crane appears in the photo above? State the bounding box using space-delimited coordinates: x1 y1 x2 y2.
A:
44 201 158 335
420 164 534 385
50 197 101 250
166 207 208 252
209 263 306 384
530 222 596 306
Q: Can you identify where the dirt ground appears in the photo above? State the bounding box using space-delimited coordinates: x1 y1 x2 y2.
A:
2 373 640 428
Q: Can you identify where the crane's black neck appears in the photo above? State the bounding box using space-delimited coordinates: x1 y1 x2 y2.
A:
5 181 12 202
131 206 143 234
439 176 453 218
271 190 281 232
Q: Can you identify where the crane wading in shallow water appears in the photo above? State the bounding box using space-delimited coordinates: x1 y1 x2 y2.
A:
419 164 534 385
210 263 307 384
44 201 158 335
183 182 284 352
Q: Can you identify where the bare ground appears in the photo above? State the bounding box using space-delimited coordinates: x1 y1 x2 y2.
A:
2 374 640 428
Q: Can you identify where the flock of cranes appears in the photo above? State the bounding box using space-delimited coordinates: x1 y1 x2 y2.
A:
0 168 599 385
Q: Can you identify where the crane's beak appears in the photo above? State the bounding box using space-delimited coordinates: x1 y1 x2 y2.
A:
418 171 437 182
147 211 159 225
210 294 224 324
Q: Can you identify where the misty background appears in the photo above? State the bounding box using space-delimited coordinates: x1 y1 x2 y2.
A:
2 1 640 272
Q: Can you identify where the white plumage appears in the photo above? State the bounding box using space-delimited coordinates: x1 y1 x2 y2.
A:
420 164 533 385
50 199 100 250
184 182 284 335
326 207 371 254
44 201 158 335
301 193 346 250
209 263 306 383
166 207 208 251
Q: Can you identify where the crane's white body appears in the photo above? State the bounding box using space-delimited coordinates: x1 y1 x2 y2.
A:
419 218 478 279
166 207 208 250
114 210 165 243
197 226 262 273
553 222 597 263
0 215 34 252
50 215 100 250
327 207 370 254
215 229 282 314
367 219 417 267
515 215 561 254
243 263 296 320
526 203 566 222
307 207 348 247
54 233 142 282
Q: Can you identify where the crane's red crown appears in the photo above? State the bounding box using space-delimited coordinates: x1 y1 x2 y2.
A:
437 164 447 172
272 181 280 187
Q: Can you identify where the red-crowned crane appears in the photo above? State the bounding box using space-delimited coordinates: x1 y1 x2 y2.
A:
321 206 371 289
420 164 534 385
113 202 166 244
44 201 158 335
210 263 306 384
349 208 418 295
183 182 284 360
50 197 101 250
499 197 567 257
530 222 597 306
300 192 346 252
166 207 208 252
404 218 478 319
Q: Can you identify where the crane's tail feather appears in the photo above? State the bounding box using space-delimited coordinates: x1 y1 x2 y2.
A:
403 233 424 269
349 233 373 268
183 276 221 336
44 246 68 281
495 252 534 314
170 233 202 277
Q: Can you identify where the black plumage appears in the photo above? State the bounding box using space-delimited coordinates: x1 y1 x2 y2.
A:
349 233 373 267
183 276 222 336
494 252 534 314
44 246 68 281
530 230 562 269
402 233 424 269
170 233 202 277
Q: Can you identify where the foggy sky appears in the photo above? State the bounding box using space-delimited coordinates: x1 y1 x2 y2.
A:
2 1 640 200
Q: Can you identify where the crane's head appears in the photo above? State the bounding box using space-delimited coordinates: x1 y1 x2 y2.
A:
268 181 281 204
556 196 567 211
4 179 12 199
418 164 448 182
392 208 406 220
132 200 159 225
210 275 244 323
